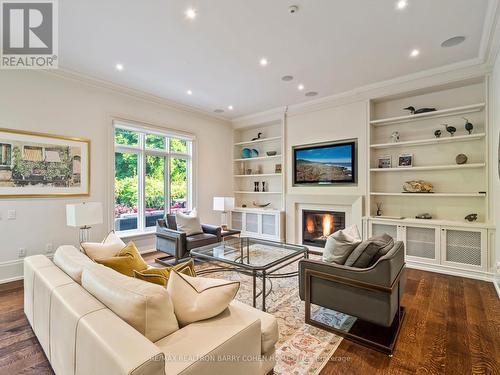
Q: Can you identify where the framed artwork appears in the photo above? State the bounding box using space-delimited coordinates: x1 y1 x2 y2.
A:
398 153 413 168
377 155 392 169
275 163 282 173
0 128 90 197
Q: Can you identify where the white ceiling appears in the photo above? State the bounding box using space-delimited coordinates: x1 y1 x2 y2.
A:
60 0 493 119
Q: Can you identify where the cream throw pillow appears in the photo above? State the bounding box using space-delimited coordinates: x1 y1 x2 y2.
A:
81 231 126 260
175 209 203 236
82 266 179 342
166 271 239 326
323 224 362 264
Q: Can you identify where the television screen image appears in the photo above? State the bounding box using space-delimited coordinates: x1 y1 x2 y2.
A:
293 141 356 184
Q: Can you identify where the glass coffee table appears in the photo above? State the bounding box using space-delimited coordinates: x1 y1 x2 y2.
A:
190 237 308 311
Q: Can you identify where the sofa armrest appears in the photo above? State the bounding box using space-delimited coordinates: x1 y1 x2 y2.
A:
202 224 222 239
77 309 165 375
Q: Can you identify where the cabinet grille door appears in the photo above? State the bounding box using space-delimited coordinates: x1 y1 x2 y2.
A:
372 224 397 239
245 213 259 233
446 230 481 266
262 214 276 236
231 212 242 230
406 227 435 259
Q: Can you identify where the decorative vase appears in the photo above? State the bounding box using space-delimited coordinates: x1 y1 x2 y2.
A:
261 181 266 192
254 182 259 192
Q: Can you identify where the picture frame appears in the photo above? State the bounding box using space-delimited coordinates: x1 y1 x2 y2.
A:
398 153 413 168
275 163 282 174
377 155 392 169
0 128 90 197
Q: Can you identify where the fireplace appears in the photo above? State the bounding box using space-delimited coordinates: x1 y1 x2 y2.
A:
302 210 345 248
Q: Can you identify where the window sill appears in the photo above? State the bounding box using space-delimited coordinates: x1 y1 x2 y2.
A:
117 230 156 240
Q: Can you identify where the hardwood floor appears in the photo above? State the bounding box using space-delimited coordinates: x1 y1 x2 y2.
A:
1 267 498 374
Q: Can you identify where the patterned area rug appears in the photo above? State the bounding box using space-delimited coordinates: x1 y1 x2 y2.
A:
195 257 356 375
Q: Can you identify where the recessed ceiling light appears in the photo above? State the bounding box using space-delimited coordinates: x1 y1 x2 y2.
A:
214 109 224 113
228 105 234 111
185 8 197 20
115 63 124 71
441 36 466 48
298 84 305 91
396 0 408 10
260 58 269 67
410 49 420 57
187 89 193 95
305 91 318 97
281 75 294 81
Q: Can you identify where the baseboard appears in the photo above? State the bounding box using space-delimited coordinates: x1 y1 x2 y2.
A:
494 279 500 299
0 259 24 284
406 261 494 282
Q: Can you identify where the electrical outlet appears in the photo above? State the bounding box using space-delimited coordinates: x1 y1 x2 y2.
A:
7 210 16 220
18 248 27 258
46 243 54 254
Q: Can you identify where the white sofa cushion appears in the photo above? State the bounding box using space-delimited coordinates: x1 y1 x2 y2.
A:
81 231 126 260
53 245 99 284
175 209 203 236
82 266 179 342
166 271 239 326
322 224 362 264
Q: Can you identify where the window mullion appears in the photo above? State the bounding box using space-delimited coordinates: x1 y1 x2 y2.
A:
165 138 170 215
138 133 146 232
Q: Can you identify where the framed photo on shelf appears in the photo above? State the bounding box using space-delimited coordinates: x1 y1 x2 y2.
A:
377 155 392 169
398 153 413 168
0 128 90 197
275 163 282 173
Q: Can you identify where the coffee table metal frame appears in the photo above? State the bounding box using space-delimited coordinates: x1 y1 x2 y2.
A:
190 237 308 311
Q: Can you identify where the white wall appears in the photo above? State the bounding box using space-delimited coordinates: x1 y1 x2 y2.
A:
491 56 500 291
0 70 233 282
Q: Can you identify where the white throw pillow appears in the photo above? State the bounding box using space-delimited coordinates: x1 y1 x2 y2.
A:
81 231 126 260
166 271 240 326
175 209 203 236
322 224 362 264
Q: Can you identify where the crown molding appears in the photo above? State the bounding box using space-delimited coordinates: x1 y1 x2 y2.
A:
42 68 231 126
232 106 286 129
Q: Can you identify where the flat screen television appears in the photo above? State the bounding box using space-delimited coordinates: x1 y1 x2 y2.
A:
293 140 356 185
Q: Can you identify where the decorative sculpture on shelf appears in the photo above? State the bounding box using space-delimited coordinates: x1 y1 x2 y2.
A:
434 129 442 138
464 213 478 222
403 106 437 115
463 118 474 135
415 213 432 220
391 131 400 143
443 124 457 137
253 201 271 208
402 180 433 193
251 132 263 141
261 181 266 192
455 154 468 165
254 181 260 192
376 202 382 216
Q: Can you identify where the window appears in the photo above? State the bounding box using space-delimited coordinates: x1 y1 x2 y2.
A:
113 123 193 234
0 143 12 166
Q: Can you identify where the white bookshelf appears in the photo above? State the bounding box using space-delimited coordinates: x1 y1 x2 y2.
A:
370 133 485 149
233 136 282 146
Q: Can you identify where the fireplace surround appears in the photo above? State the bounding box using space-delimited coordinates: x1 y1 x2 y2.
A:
302 210 346 248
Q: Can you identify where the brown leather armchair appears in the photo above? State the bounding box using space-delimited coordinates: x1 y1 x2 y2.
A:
156 214 221 265
299 241 406 354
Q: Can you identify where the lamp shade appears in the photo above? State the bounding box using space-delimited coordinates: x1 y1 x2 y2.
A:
66 202 103 227
213 197 235 212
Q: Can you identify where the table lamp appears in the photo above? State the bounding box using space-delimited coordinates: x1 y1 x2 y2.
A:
213 197 235 230
66 202 103 243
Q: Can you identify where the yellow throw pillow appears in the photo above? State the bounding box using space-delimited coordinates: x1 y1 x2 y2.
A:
134 260 196 286
96 242 148 277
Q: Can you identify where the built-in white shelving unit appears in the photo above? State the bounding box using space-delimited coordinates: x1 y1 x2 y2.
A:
233 154 282 162
366 79 493 281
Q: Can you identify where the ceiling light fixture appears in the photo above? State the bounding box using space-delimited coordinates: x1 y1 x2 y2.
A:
214 109 224 113
410 49 420 57
187 89 193 95
281 75 294 81
185 8 197 20
298 84 305 91
228 105 234 111
115 63 124 71
396 0 408 10
441 36 466 48
260 58 269 67
305 91 318 97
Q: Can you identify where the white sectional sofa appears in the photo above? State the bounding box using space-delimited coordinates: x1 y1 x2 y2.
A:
24 245 278 375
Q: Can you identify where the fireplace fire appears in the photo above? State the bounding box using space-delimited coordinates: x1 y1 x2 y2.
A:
302 210 345 248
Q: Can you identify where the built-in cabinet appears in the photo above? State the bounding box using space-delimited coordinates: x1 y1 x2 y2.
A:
369 218 489 274
231 208 285 241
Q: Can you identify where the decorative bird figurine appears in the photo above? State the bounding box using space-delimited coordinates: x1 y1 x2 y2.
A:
251 132 263 141
434 130 442 138
464 213 478 222
463 118 474 135
443 124 456 137
404 106 437 115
